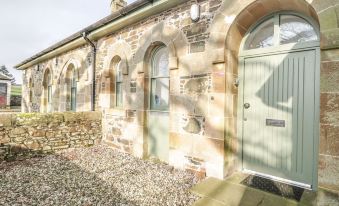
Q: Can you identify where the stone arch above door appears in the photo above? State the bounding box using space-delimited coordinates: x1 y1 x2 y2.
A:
207 0 320 65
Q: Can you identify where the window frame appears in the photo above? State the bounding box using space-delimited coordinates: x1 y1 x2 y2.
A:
29 78 33 103
244 17 276 50
70 68 77 112
149 45 170 111
240 12 320 57
115 59 123 108
46 70 53 112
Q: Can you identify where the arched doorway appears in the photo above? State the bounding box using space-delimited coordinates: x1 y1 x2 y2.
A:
238 12 320 189
147 43 170 162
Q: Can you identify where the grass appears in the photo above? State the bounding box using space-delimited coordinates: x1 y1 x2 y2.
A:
11 85 22 96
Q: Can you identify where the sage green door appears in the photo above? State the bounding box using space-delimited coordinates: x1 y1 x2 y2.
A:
242 49 318 186
148 111 169 162
148 46 170 162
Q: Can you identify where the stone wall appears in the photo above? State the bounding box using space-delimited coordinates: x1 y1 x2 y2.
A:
316 0 339 192
20 0 225 179
19 0 339 191
0 111 102 161
99 0 225 178
319 51 339 191
22 45 92 113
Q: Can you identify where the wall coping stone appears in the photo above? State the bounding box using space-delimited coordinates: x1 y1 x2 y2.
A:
0 111 102 127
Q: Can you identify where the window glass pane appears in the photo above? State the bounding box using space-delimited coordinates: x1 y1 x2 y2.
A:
0 83 7 94
244 18 274 50
47 73 52 85
71 88 76 111
151 78 169 110
116 60 123 82
116 82 123 107
48 86 52 112
152 47 169 77
72 70 77 87
48 86 52 103
29 91 33 102
280 15 318 44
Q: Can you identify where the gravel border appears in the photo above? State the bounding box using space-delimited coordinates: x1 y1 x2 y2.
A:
0 145 200 206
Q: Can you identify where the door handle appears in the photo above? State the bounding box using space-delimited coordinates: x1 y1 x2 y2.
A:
244 103 250 109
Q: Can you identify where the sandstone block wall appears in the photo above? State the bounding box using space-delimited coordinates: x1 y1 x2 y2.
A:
19 0 339 191
21 0 226 179
0 111 102 161
22 45 92 113
315 0 339 192
99 0 225 178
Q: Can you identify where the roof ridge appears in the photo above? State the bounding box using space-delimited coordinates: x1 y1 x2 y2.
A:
15 0 153 69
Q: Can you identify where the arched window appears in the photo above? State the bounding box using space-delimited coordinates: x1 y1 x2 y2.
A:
244 13 318 50
150 45 169 110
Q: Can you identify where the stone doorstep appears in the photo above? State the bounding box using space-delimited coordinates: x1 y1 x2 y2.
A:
191 174 339 206
193 197 226 206
191 177 300 206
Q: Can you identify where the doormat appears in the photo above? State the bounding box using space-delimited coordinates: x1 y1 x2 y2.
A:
241 175 304 201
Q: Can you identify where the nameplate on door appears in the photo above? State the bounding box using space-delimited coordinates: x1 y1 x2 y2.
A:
266 119 285 127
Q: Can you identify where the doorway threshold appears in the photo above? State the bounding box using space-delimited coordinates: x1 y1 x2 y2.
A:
190 173 339 206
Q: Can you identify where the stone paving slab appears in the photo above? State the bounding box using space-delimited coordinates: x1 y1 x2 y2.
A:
193 197 226 206
191 177 301 206
191 174 339 206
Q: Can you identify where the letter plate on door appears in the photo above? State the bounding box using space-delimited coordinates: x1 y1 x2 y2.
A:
266 119 285 127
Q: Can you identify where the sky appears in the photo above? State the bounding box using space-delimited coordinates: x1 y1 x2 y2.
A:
0 0 136 84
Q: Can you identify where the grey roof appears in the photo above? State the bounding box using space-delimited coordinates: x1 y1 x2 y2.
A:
14 0 152 69
0 73 12 81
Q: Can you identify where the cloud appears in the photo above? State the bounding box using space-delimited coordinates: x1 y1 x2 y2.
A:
0 0 136 84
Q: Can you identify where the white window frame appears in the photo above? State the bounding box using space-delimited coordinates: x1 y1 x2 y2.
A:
150 45 170 111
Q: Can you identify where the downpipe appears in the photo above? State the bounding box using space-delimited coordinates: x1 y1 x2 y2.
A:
82 32 97 111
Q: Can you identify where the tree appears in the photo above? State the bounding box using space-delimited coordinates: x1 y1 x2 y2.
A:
0 65 15 84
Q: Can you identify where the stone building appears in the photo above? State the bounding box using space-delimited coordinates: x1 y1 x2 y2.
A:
0 73 12 108
15 0 339 192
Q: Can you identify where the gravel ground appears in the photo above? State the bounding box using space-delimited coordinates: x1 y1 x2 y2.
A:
0 145 200 206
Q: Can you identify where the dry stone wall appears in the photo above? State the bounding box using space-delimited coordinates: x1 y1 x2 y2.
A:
0 112 102 161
